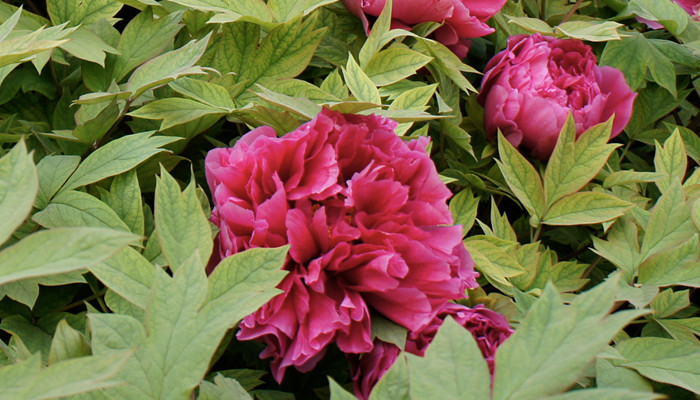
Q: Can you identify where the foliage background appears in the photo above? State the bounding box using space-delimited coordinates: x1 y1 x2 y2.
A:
0 0 698 399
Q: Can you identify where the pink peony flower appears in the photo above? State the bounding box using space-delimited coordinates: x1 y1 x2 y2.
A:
351 303 513 400
205 109 478 381
639 0 700 29
341 0 506 58
477 33 636 160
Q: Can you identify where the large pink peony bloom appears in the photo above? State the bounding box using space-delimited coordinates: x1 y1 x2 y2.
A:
351 303 513 400
205 109 478 381
342 0 506 58
478 33 636 160
639 0 700 29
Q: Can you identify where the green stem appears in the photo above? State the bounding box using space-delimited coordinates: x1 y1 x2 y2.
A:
540 0 547 19
619 139 633 163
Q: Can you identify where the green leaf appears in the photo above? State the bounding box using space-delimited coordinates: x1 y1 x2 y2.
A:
166 0 272 24
555 21 624 41
650 288 691 319
113 8 184 82
407 317 490 400
368 354 410 400
654 129 687 193
155 168 212 270
129 98 227 130
59 26 119 66
0 26 70 70
32 190 131 231
389 83 436 111
364 48 432 87
0 273 84 308
596 357 654 392
100 170 145 237
358 0 393 67
542 388 661 400
449 188 478 235
0 140 38 246
640 181 695 260
542 192 632 226
490 199 518 242
0 352 130 400
496 131 546 221
544 117 619 207
343 54 381 104
329 378 358 400
47 0 121 26
126 34 211 100
268 0 338 22
638 236 700 287
205 19 325 101
91 248 286 399
198 374 253 400
35 155 80 210
626 0 689 35
616 337 700 393
464 236 526 287
90 247 155 310
603 171 666 188
48 320 91 364
492 277 648 400
61 131 179 192
370 313 408 351
0 227 136 286
600 33 676 96
169 77 235 110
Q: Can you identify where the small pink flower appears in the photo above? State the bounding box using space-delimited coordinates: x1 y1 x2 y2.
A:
350 303 513 400
341 0 506 58
206 109 478 381
478 33 636 160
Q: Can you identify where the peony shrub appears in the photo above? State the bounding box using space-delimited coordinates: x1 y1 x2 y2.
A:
1 0 697 399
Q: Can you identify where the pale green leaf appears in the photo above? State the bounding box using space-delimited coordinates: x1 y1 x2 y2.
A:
0 140 38 246
268 0 338 22
0 227 137 286
358 0 393 67
48 320 91 364
169 77 235 110
555 21 624 41
61 131 179 192
90 247 156 310
654 129 687 193
198 374 253 400
364 48 432 87
591 218 641 276
343 54 381 104
100 170 145 237
155 168 212 270
407 317 490 400
640 181 695 260
617 337 700 393
59 26 119 67
650 288 691 319
113 9 184 82
126 34 212 100
596 357 654 392
33 190 130 231
368 354 410 400
449 188 478 235
603 171 666 188
47 0 122 26
35 155 79 210
492 277 648 400
542 388 661 400
544 117 618 207
0 352 130 400
496 132 546 221
370 313 408 351
542 192 632 226
638 235 700 287
129 98 227 130
167 0 272 23
329 378 358 400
